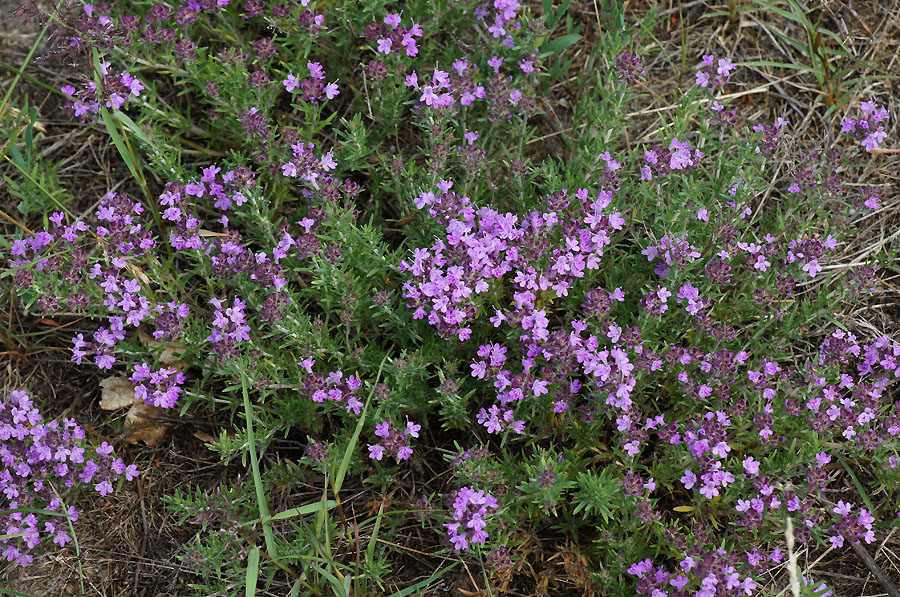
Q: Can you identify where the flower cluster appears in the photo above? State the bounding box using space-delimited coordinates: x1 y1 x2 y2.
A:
131 363 187 409
827 500 876 547
642 233 702 278
628 548 757 596
300 363 365 415
7 193 191 374
406 67 456 109
677 411 737 500
615 50 645 85
207 297 251 360
639 138 704 181
280 141 337 184
95 191 157 259
61 64 144 121
474 0 522 47
1 390 137 567
840 100 889 152
400 183 624 342
158 182 204 250
303 440 329 464
444 486 499 551
402 57 534 121
151 301 191 341
367 419 420 463
282 60 339 103
71 323 125 370
750 117 790 153
694 54 735 90
372 13 424 57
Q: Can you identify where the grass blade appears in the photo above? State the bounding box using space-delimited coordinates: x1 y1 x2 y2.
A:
334 354 391 495
245 547 260 597
239 366 278 559
270 500 337 522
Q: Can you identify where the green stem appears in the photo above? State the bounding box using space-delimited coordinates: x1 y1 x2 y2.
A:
239 363 278 559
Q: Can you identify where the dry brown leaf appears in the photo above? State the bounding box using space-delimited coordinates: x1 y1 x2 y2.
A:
124 423 171 446
126 402 161 426
125 403 170 446
136 327 188 369
192 430 216 444
99 375 139 410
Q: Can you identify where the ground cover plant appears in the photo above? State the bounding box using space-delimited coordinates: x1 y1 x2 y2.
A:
0 0 899 595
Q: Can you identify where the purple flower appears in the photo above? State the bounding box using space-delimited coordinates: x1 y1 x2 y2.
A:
368 419 417 463
368 444 385 460
445 486 498 551
833 500 853 516
742 457 760 476
404 419 421 438
815 452 832 467
307 61 325 80
376 38 392 54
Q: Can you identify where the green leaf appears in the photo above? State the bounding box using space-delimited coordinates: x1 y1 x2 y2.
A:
0 589 39 597
245 547 260 597
114 110 152 146
99 105 141 182
838 456 876 515
0 507 75 518
288 579 303 597
7 142 26 170
334 354 390 495
541 33 581 55
311 563 348 597
270 500 337 521
366 502 385 565
24 104 36 150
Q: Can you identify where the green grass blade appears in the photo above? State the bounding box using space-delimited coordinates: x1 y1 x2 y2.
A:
366 502 385 565
334 406 367 496
288 579 303 597
0 589 39 597
311 563 348 597
239 366 278 559
114 110 153 146
540 33 581 55
753 0 810 28
334 354 391 495
269 499 337 522
839 456 876 514
245 547 260 597
0 507 75 518
99 105 141 183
